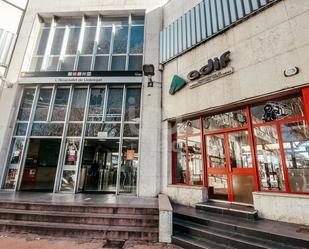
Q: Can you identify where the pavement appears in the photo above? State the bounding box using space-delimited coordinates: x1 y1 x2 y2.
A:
0 233 183 249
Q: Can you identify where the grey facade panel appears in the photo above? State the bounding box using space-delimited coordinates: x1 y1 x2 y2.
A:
159 0 277 63
0 29 16 67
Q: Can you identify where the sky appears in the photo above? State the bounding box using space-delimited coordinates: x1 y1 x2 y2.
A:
0 0 27 33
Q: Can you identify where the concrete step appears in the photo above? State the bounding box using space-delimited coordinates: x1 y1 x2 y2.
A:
0 219 159 241
0 208 159 227
0 201 159 215
172 232 229 249
196 201 258 220
172 205 309 249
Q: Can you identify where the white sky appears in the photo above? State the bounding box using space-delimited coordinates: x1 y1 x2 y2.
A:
0 0 27 33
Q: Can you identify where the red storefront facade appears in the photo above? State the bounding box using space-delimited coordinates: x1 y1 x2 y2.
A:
171 88 309 204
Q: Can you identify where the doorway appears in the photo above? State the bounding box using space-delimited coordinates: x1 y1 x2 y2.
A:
78 139 119 193
206 130 255 204
20 139 61 191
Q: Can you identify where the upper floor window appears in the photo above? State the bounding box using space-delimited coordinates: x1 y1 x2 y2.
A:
29 15 144 72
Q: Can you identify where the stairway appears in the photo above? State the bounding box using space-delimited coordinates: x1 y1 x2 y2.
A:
172 201 309 249
0 199 159 241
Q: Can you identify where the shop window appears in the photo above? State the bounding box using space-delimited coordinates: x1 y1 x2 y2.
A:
176 119 201 136
254 125 285 191
206 134 226 168
124 88 141 122
67 123 83 137
31 123 64 136
17 88 36 121
187 137 202 185
174 138 187 184
208 174 228 200
281 121 309 193
204 109 247 131
123 124 139 137
85 123 121 137
15 123 28 136
251 96 304 124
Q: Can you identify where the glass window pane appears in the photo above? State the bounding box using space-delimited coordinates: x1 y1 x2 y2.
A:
31 123 64 136
281 121 309 193
131 16 145 25
130 26 144 54
120 139 138 194
251 96 304 124
50 28 65 55
204 109 247 131
65 139 80 166
188 137 202 185
34 28 50 55
69 88 87 121
51 88 70 121
113 27 128 54
65 28 81 54
94 56 109 71
85 123 121 137
128 56 143 71
88 88 105 121
229 131 252 168
57 17 81 27
4 138 25 189
106 88 123 121
61 170 76 192
174 138 187 184
206 134 226 168
85 16 97 26
17 88 35 121
46 56 59 71
67 123 83 137
60 56 75 71
208 174 228 200
97 27 112 54
29 57 43 71
123 124 139 137
81 27 96 54
177 119 201 135
101 17 128 26
15 123 28 136
111 56 126 71
125 88 141 121
34 88 52 121
254 125 285 191
77 56 92 71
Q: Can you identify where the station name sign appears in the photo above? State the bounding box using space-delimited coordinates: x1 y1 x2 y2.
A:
187 51 233 89
19 71 143 84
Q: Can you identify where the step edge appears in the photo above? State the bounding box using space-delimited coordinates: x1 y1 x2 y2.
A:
196 204 258 215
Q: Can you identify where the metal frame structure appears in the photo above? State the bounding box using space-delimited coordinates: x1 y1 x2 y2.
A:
1 84 141 195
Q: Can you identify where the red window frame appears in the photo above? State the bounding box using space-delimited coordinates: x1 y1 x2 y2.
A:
171 88 309 197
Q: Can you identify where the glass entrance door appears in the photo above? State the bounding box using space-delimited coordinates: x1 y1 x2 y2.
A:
20 139 61 191
206 130 255 204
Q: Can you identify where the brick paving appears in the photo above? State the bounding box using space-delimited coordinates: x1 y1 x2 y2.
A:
0 233 183 249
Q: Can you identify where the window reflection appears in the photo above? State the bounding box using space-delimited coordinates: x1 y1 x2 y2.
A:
51 88 70 121
130 26 144 54
17 88 35 121
34 88 52 121
97 27 112 54
113 27 128 54
206 134 226 168
208 174 228 200
176 119 200 135
125 88 141 122
188 137 202 185
281 121 309 193
106 88 123 121
254 125 285 191
69 88 87 121
174 138 187 184
229 131 252 168
88 88 105 121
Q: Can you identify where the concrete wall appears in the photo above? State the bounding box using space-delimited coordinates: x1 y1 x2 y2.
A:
253 192 309 226
161 0 309 213
0 0 164 197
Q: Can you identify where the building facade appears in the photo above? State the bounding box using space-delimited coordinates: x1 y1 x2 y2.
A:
160 0 309 226
0 0 163 197
0 0 309 230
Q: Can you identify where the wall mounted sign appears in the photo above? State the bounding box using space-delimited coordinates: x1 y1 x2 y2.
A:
169 75 186 95
188 51 233 89
19 71 143 84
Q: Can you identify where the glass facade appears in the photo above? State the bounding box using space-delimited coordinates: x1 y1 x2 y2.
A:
3 85 141 194
172 95 309 203
29 15 144 72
